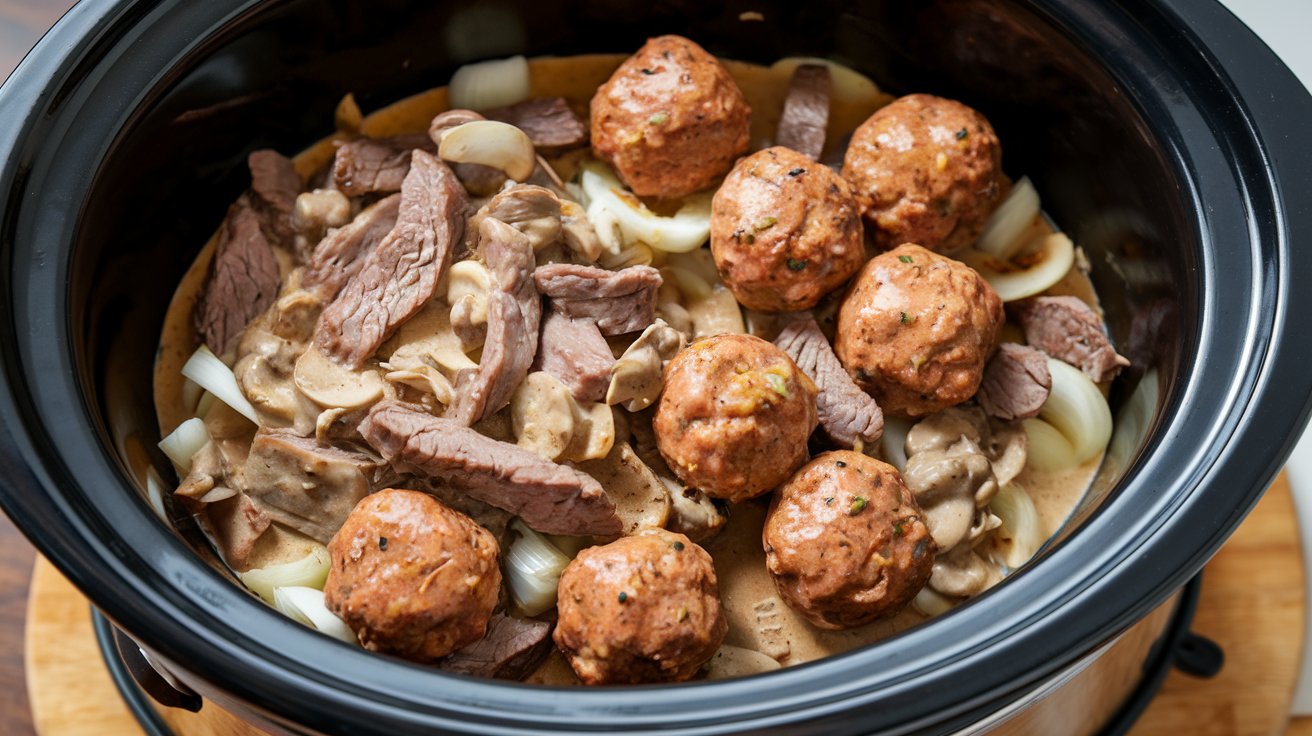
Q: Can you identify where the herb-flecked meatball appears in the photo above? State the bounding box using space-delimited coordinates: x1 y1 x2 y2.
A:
835 243 1003 417
655 334 818 503
554 529 727 684
764 451 935 629
842 94 1005 253
324 489 501 662
711 147 865 312
590 35 751 199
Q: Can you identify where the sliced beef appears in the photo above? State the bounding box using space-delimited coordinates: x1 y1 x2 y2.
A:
331 134 435 197
242 429 386 544
358 401 622 536
196 197 282 356
1013 296 1130 383
247 149 302 246
486 97 588 154
439 614 553 680
775 317 883 449
775 64 831 161
205 494 272 570
303 193 401 302
533 263 662 336
448 218 541 425
533 309 615 403
315 151 467 368
977 343 1051 421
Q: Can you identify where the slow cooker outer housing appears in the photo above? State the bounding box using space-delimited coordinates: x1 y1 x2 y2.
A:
1 0 1310 734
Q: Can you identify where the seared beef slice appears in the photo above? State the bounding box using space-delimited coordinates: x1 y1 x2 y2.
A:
533 263 661 336
331 134 435 197
776 64 831 160
196 197 282 356
977 343 1051 421
303 193 401 302
775 317 883 448
1013 296 1129 383
534 309 615 403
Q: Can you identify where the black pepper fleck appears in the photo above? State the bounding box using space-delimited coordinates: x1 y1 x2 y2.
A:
640 67 655 75
836 460 847 468
787 167 806 177
786 258 807 271
956 128 969 140
618 591 629 603
378 537 388 551
672 541 685 551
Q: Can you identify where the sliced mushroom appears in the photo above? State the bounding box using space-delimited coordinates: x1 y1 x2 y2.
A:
902 447 997 552
986 420 1029 486
270 289 322 342
560 199 604 263
562 402 616 463
606 319 685 411
438 120 536 182
688 285 746 338
510 371 576 461
292 189 351 244
293 346 387 410
470 185 562 252
575 442 670 536
382 300 477 377
664 479 727 543
928 545 1000 598
445 260 494 351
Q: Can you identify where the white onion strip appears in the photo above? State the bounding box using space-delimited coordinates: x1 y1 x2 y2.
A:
580 161 711 253
144 466 168 523
157 418 210 472
959 232 1074 303
239 545 332 604
181 345 259 423
881 416 913 472
273 586 358 644
988 483 1043 569
448 55 530 111
505 520 572 616
1024 357 1112 469
977 176 1040 259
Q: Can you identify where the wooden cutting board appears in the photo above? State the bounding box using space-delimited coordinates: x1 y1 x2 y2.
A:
24 476 1308 736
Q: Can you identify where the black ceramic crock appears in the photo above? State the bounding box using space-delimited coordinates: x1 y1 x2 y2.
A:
2 0 1311 734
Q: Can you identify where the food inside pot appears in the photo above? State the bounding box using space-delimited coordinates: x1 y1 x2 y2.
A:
152 35 1126 685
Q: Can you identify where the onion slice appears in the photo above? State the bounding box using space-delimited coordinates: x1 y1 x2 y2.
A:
448 55 530 111
505 520 572 616
976 177 1041 259
987 483 1044 569
958 232 1075 303
881 416 913 472
181 345 259 423
239 545 332 604
580 161 711 253
157 417 210 472
1023 357 1112 470
144 466 168 523
273 586 358 644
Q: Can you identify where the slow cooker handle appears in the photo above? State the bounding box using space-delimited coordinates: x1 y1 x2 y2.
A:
108 622 203 713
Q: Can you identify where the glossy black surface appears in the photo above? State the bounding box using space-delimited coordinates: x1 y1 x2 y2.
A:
1 0 1310 734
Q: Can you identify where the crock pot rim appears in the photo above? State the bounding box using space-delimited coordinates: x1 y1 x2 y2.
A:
2 0 1311 733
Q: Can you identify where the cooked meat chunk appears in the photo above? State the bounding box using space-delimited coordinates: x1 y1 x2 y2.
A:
448 218 541 426
1012 296 1129 383
775 64 831 160
842 94 1005 253
439 614 552 680
533 263 662 335
358 401 621 536
196 197 282 356
325 489 501 662
533 308 615 403
654 334 818 503
764 451 934 629
331 134 435 197
205 493 273 571
977 343 1051 421
775 317 883 449
554 530 726 684
835 244 1004 417
315 151 467 368
486 97 588 154
242 429 385 544
711 146 864 312
302 194 401 302
247 149 302 246
590 35 751 199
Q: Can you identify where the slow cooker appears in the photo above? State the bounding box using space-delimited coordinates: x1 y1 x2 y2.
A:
2 0 1311 733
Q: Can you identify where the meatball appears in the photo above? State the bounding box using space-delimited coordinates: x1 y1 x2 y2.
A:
324 489 501 662
655 334 818 503
590 35 751 199
554 529 727 684
841 94 1005 253
835 243 1003 417
764 451 935 629
710 147 865 312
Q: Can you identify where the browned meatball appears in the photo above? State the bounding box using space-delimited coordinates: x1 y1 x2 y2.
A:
842 94 1005 253
324 489 501 662
554 529 726 684
710 147 865 312
654 334 818 503
590 35 751 199
764 451 935 629
835 244 1003 417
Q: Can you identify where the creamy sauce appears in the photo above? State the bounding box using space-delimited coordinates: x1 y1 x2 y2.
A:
154 53 1101 681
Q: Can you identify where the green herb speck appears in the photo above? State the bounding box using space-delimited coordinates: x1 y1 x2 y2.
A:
618 591 629 604
894 522 904 536
676 606 689 622
787 167 806 177
648 112 670 125
786 258 807 271
753 216 778 231
900 312 916 325
744 233 756 244
898 255 913 264
848 496 868 516
765 372 789 397
672 541 685 551
956 128 969 140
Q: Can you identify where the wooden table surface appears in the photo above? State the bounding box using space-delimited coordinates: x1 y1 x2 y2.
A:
2 2 1311 735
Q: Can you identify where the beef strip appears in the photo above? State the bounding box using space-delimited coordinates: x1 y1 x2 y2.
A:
776 64 831 161
438 614 553 680
533 263 662 336
485 97 588 154
196 197 282 356
358 401 621 536
448 218 541 425
976 343 1051 421
775 317 884 449
331 134 435 197
303 193 401 302
533 308 615 403
205 494 272 570
242 429 386 544
315 150 467 368
1012 296 1130 383
247 149 302 246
